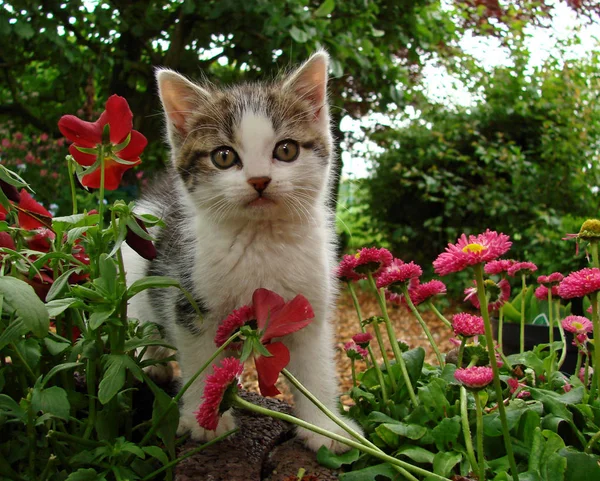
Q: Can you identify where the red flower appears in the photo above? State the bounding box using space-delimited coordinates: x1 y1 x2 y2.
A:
454 366 494 390
484 259 514 275
340 247 393 279
433 230 512 276
0 232 15 250
194 357 243 431
558 268 600 299
507 261 538 277
561 315 593 334
537 272 564 286
58 95 147 190
534 285 559 301
464 278 510 312
26 228 55 252
352 332 373 348
409 279 446 306
344 341 368 360
0 179 20 203
215 305 255 348
17 189 52 230
336 255 362 282
376 259 422 291
452 312 485 338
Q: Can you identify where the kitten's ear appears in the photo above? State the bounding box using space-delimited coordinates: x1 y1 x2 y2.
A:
156 69 209 143
283 50 329 120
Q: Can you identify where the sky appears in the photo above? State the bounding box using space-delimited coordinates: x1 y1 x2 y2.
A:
340 2 600 179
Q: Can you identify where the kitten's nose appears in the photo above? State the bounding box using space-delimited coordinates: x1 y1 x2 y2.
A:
248 176 271 194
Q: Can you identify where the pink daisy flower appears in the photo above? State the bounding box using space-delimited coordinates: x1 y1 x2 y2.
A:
344 341 368 360
352 332 373 348
464 279 510 312
352 247 393 276
337 254 362 282
433 230 512 276
485 259 514 276
537 272 564 286
534 285 559 301
215 305 255 348
561 315 593 334
376 259 422 291
409 279 447 306
385 290 403 305
194 357 243 431
452 312 485 337
507 261 538 277
454 366 494 390
558 268 600 299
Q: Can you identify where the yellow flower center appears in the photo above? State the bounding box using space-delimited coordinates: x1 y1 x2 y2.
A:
462 243 487 254
355 253 361 259
573 322 584 330
579 219 600 240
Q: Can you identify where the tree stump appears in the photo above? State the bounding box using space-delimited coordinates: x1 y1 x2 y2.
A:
175 391 339 481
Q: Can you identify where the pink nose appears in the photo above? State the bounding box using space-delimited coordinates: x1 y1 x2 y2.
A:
248 176 271 193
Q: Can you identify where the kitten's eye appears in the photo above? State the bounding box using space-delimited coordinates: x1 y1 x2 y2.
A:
273 139 299 162
210 146 240 169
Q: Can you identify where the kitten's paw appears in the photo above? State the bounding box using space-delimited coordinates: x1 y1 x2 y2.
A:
177 410 236 442
296 417 363 453
143 362 174 384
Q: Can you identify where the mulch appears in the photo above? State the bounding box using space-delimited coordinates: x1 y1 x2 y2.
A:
241 288 457 406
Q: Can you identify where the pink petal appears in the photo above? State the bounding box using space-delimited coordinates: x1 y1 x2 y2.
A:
262 294 314 343
255 342 290 396
253 288 286 330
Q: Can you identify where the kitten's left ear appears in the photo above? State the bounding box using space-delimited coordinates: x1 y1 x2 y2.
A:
283 50 329 120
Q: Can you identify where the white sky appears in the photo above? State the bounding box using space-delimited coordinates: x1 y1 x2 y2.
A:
341 3 600 179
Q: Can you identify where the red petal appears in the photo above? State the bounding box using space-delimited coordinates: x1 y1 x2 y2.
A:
18 190 52 230
81 158 140 191
253 288 286 330
116 130 147 160
58 115 103 148
255 342 290 397
262 294 315 343
69 144 97 167
105 95 133 144
0 232 15 250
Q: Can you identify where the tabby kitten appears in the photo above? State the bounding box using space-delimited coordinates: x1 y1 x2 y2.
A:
122 51 360 452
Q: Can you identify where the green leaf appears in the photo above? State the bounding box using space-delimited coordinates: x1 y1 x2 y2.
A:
317 446 359 469
123 337 176 352
339 463 396 481
433 451 462 477
142 446 169 466
45 268 78 302
89 307 116 330
396 445 435 464
0 394 26 421
378 422 427 441
314 0 335 17
431 416 461 451
31 385 70 420
42 362 82 388
559 448 600 480
66 468 107 481
290 26 309 43
0 276 49 337
45 297 80 317
16 337 42 369
53 213 99 229
126 276 181 299
0 318 27 350
146 376 178 454
98 355 127 405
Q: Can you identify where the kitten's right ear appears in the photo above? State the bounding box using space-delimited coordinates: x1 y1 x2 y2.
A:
156 69 210 141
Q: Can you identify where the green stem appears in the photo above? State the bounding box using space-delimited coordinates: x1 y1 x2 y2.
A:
141 429 238 481
83 358 97 440
547 288 555 374
591 240 599 269
233 395 452 481
111 210 128 352
520 274 527 354
11 342 36 382
347 282 373 368
48 429 103 448
591 293 600 400
427 300 453 329
97 144 105 230
26 393 35 476
575 352 583 385
474 263 519 480
371 320 398 392
557 312 568 371
67 155 78 215
460 387 479 476
585 429 600 454
139 331 241 447
475 390 486 481
350 360 357 387
498 306 504 351
457 337 466 368
401 284 444 367
367 344 389 405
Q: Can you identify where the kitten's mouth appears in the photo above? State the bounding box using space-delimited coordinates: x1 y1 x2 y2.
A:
247 196 275 208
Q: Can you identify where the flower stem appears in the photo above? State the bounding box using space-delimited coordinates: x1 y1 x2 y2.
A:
591 293 600 399
460 387 479 476
350 360 357 387
585 429 600 454
367 344 389 405
427 300 453 329
520 274 527 354
140 429 238 481
371 319 398 392
474 390 486 481
347 282 373 367
474 263 519 480
457 337 466 368
97 144 105 231
557 313 568 371
66 156 78 215
232 395 452 481
401 284 444 367
498 306 504 351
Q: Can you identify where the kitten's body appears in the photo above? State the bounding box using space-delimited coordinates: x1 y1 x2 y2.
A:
122 52 360 451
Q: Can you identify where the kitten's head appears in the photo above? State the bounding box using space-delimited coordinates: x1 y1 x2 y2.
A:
156 51 333 222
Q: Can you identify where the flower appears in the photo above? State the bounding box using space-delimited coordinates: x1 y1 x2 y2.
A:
537 272 564 286
0 232 15 250
17 189 52 230
561 315 593 334
464 279 510 312
215 305 255 348
0 179 20 203
125 217 157 260
344 341 368 360
580 367 593 385
558 268 600 299
507 378 531 398
26 228 55 252
507 261 538 277
336 255 362 282
58 94 147 190
352 332 373 348
577 219 600 241
433 230 512 276
454 366 494 390
452 313 485 338
408 279 446 305
376 259 422 291
534 285 559 301
194 357 243 431
485 259 514 275
351 247 393 276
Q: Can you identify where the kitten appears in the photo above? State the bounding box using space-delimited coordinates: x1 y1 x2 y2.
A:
122 51 361 452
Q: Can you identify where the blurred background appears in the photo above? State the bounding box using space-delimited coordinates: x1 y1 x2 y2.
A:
1 0 599 298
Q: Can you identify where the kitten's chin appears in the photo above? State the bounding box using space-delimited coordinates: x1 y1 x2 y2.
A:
246 196 275 208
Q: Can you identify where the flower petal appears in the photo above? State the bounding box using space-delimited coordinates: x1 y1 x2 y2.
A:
253 288 286 330
116 130 148 160
69 144 97 167
58 115 103 148
18 189 52 230
255 342 290 397
262 294 314 343
81 158 140 191
105 95 133 145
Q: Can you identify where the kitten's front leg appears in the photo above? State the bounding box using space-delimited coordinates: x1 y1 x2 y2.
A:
175 331 237 441
286 320 363 453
